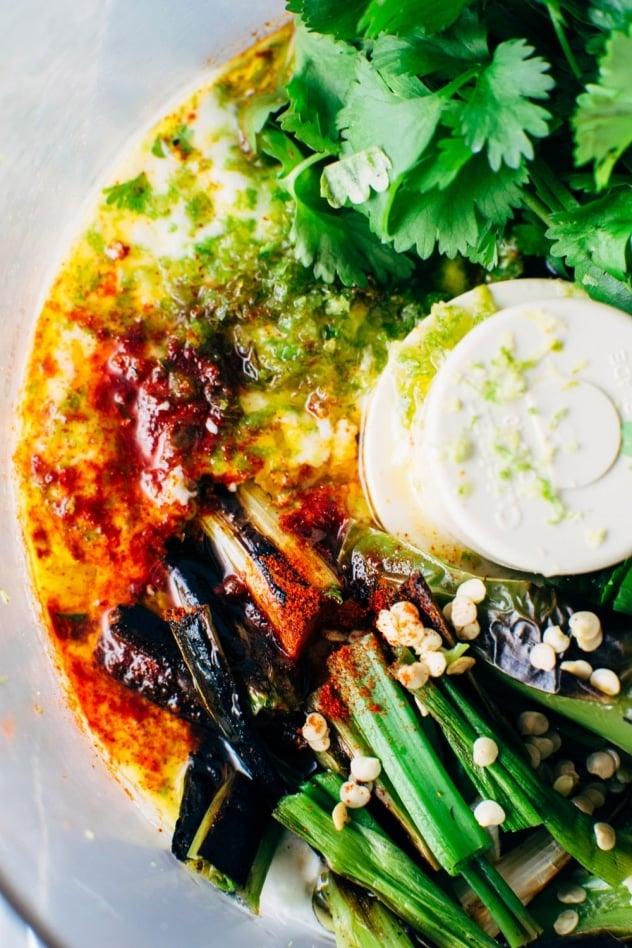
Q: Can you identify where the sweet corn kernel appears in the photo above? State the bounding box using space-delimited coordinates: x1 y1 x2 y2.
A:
396 662 429 690
424 651 447 677
302 712 329 744
455 620 481 642
557 884 587 905
553 910 579 935
376 609 401 646
446 656 476 675
569 610 603 651
332 801 349 831
586 750 618 780
590 667 621 696
390 600 421 623
340 780 371 809
543 624 571 653
350 755 382 783
594 821 616 851
450 596 478 629
517 710 549 736
456 578 487 603
473 799 506 827
560 659 593 680
529 641 557 671
472 736 499 768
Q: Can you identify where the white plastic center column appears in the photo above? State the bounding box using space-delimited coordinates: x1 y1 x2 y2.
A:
362 281 632 576
420 297 631 574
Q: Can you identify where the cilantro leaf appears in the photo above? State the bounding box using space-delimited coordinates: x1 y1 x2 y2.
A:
588 0 632 33
259 128 307 176
286 0 367 40
546 187 632 280
291 163 413 286
338 59 446 179
372 13 488 83
359 0 471 39
320 147 391 208
573 26 632 189
103 172 153 213
458 39 553 171
390 152 526 262
280 24 360 155
239 89 289 153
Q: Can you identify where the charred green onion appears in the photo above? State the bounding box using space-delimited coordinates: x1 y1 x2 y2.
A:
274 772 498 948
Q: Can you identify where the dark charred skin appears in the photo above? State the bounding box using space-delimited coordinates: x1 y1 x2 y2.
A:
172 733 270 890
95 603 208 726
165 542 301 716
204 487 327 661
168 604 286 805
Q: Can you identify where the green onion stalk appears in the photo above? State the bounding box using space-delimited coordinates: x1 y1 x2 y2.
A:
275 771 498 948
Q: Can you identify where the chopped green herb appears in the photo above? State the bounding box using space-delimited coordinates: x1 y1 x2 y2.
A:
103 172 153 214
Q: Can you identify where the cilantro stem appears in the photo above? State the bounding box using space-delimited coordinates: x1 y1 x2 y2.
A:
280 149 328 192
521 190 555 227
531 159 579 213
542 0 583 82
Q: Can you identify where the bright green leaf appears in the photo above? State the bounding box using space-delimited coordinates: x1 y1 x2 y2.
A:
574 26 632 189
238 89 289 153
372 14 488 83
588 0 632 33
546 187 632 279
338 59 446 178
320 146 392 208
291 163 413 286
359 0 470 39
103 172 153 213
280 24 361 155
459 39 553 171
287 0 367 40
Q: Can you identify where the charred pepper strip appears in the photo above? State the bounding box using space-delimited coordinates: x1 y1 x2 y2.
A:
173 733 270 893
166 545 299 716
95 603 208 725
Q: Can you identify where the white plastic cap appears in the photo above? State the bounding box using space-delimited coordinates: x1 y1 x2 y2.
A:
362 280 632 576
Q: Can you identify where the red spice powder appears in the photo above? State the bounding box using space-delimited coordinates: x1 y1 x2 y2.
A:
317 680 348 721
258 553 324 661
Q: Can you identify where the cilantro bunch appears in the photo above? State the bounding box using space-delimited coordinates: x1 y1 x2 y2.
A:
246 0 632 311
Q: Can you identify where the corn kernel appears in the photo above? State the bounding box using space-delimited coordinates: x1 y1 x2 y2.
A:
529 641 557 671
553 909 579 935
350 755 382 783
302 712 328 744
456 578 487 603
396 662 429 690
543 624 571 653
594 821 616 851
590 667 621 696
450 596 478 629
517 710 549 736
473 799 506 827
332 801 349 831
472 736 499 768
340 780 371 809
569 610 603 651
